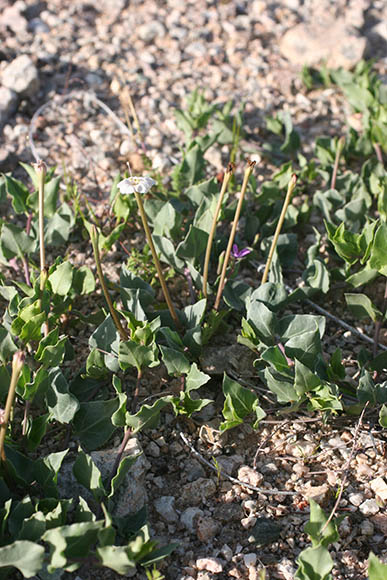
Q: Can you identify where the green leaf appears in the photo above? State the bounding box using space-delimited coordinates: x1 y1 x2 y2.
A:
73 398 119 451
0 540 45 577
264 367 299 404
369 222 387 275
368 552 387 580
0 326 17 363
44 203 75 246
125 397 172 434
96 545 136 574
109 454 140 498
294 360 321 396
245 300 277 346
159 345 190 376
176 225 208 264
119 340 159 372
345 293 381 321
304 499 338 547
379 405 387 428
295 544 333 580
220 374 259 432
49 261 74 296
73 449 106 502
43 521 102 572
46 367 80 424
0 223 36 261
3 174 29 214
186 363 210 392
72 266 96 294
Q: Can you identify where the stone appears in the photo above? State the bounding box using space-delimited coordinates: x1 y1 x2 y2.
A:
279 19 366 69
154 496 178 523
360 520 374 536
248 518 282 546
244 553 257 568
237 466 263 488
185 458 207 482
0 4 28 34
146 441 161 458
359 499 380 516
288 440 316 457
180 478 217 506
138 20 166 43
301 483 330 505
196 516 219 542
213 502 243 522
180 507 204 532
196 557 223 574
348 492 364 507
0 86 18 129
370 477 387 504
371 514 387 536
1 55 39 97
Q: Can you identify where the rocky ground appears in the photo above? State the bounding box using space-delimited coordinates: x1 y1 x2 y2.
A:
0 1 387 579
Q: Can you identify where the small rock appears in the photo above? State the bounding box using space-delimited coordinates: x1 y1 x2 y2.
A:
0 4 28 33
288 440 315 457
359 499 379 516
215 454 244 476
213 502 243 522
279 19 366 68
180 478 217 506
180 507 204 532
146 441 160 458
243 553 257 568
1 55 39 97
185 458 207 482
371 514 387 536
154 496 178 523
220 544 233 561
370 477 387 504
360 520 374 536
0 86 18 129
196 557 223 574
138 20 166 43
301 483 330 505
348 492 364 507
237 466 263 488
248 517 282 546
196 515 219 542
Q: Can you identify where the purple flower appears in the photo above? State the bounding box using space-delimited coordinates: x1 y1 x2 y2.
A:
231 244 251 259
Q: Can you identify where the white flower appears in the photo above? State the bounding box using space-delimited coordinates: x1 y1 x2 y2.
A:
117 176 156 195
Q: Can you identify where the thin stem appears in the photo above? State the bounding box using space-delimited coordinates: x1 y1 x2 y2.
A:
214 160 256 311
131 368 142 414
90 226 129 341
330 136 345 190
0 351 25 462
261 174 297 285
107 427 133 493
202 164 234 298
34 161 47 291
133 191 180 328
373 143 384 165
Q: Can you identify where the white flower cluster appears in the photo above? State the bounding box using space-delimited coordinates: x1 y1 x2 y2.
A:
117 176 156 194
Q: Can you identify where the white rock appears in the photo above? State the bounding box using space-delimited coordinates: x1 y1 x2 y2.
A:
359 499 380 516
2 55 39 97
180 507 204 532
220 544 233 561
244 553 257 567
154 496 178 523
348 492 364 507
138 21 166 43
196 557 223 574
237 466 263 487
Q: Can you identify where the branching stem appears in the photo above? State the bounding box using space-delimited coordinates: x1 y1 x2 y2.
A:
0 352 25 462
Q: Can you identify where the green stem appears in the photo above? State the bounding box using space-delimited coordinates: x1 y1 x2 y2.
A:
202 164 234 298
330 136 345 190
0 351 25 463
133 190 180 328
90 226 129 341
261 174 297 285
214 160 256 310
34 161 47 292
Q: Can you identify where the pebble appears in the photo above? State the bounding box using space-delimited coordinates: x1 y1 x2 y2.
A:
146 441 160 458
1 55 40 97
196 557 223 574
0 3 28 34
196 515 220 542
243 553 257 568
220 544 233 562
348 492 364 507
237 466 263 488
359 499 380 516
180 507 204 533
360 520 374 536
301 483 330 505
180 477 217 506
154 496 179 523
